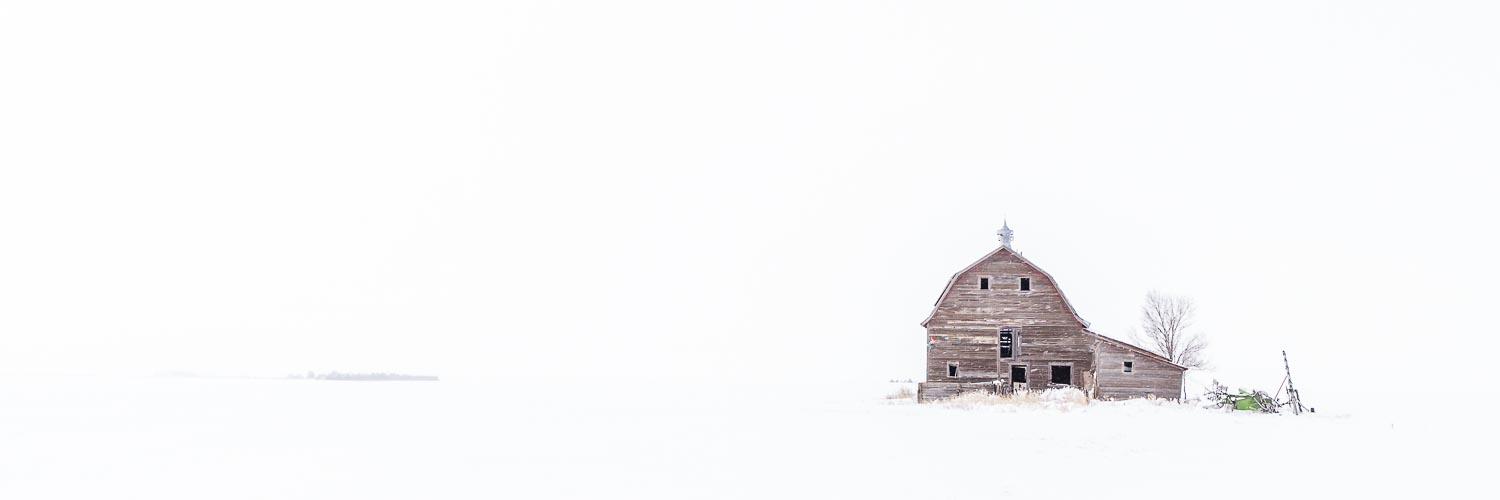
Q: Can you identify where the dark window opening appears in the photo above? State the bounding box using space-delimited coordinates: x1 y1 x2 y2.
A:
998 330 1014 358
947 363 959 377
1019 277 1031 291
1050 366 1072 385
1123 361 1134 373
979 277 990 290
1010 365 1027 383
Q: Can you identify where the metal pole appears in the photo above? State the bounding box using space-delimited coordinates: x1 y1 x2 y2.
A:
1282 350 1303 415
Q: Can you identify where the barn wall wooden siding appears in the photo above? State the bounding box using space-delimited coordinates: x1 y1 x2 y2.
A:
1094 340 1184 400
919 246 1186 403
924 250 1087 384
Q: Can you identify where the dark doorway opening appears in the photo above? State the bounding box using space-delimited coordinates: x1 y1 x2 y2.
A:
1010 365 1027 384
1050 365 1071 385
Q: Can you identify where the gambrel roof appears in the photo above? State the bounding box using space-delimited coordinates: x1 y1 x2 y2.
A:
920 245 1091 329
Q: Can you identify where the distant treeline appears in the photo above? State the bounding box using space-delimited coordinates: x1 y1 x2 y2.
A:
297 372 439 381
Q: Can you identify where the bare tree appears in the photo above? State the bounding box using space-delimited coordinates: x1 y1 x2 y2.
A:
1131 290 1208 369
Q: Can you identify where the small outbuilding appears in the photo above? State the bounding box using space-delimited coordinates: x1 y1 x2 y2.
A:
917 223 1187 402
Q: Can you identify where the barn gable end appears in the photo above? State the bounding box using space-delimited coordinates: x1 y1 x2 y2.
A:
922 246 1095 385
921 246 1088 330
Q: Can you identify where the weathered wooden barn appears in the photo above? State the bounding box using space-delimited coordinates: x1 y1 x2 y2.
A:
917 223 1186 402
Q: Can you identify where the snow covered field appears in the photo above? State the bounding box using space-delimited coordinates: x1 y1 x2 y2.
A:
0 376 1482 499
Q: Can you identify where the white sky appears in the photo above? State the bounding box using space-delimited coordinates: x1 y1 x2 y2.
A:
2 1 1497 404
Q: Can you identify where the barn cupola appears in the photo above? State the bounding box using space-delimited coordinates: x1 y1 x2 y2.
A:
997 220 1014 248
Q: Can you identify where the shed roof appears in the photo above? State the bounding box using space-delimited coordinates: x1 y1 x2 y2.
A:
1087 330 1190 371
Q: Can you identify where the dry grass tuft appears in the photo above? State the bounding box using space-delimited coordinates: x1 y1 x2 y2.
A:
885 385 916 400
939 387 1089 411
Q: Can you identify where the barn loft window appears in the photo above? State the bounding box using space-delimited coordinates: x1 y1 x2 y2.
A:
979 277 990 290
998 329 1014 358
947 362 959 377
1123 361 1134 373
1019 277 1031 291
1050 365 1071 385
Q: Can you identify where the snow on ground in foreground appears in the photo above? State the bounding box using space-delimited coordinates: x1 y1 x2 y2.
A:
0 376 1484 499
